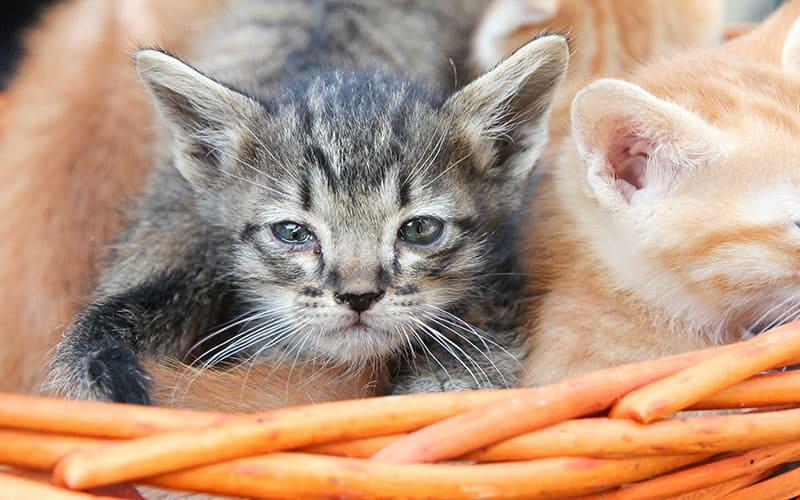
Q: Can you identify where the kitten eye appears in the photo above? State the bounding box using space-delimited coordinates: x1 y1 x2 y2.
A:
272 221 315 245
398 217 444 246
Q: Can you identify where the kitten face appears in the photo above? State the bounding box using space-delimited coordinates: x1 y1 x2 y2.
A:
565 20 800 338
228 75 492 361
135 37 568 363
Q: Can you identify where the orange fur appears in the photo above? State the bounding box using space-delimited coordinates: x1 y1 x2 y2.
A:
724 22 757 42
0 0 224 395
522 1 800 386
145 359 386 411
472 0 724 164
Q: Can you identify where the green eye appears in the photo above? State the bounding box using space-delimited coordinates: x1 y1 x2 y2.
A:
398 217 444 245
272 221 315 245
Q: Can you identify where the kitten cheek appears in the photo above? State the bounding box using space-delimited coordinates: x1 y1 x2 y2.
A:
394 249 427 272
409 289 447 308
286 251 322 270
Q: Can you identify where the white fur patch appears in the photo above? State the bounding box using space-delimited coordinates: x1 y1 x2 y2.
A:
782 18 800 71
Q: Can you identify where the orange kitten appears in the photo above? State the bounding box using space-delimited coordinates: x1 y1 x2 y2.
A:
472 0 724 164
0 0 223 394
521 0 800 386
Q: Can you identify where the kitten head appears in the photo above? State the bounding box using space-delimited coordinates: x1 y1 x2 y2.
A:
562 10 800 338
135 36 568 363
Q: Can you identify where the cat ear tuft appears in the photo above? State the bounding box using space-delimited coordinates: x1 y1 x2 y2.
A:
135 49 261 185
449 34 568 192
782 18 800 70
571 79 718 207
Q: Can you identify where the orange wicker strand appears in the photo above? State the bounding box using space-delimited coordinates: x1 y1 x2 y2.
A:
51 389 520 490
0 337 797 496
11 409 800 470
0 421 751 495
303 434 401 458
465 409 800 461
591 441 800 499
371 344 735 464
671 468 779 499
725 465 800 500
308 409 800 461
144 452 707 499
0 392 226 438
611 322 800 422
0 389 522 439
689 371 800 410
0 368 797 470
0 471 115 499
0 466 53 483
0 429 109 471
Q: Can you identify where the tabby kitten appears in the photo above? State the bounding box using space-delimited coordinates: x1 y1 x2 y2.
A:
521 0 800 386
48 0 568 403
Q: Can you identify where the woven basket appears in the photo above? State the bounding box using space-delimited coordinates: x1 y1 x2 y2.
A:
1 322 800 498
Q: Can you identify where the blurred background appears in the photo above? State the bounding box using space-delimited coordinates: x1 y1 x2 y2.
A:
728 0 786 21
0 0 790 89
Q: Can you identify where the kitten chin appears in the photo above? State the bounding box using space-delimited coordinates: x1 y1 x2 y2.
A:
521 1 800 387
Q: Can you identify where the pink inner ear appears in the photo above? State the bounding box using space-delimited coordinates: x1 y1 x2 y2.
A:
609 136 649 203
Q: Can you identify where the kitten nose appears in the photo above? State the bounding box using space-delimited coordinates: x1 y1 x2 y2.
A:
334 290 385 312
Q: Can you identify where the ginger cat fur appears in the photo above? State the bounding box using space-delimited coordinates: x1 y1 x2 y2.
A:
145 359 385 411
521 0 800 386
472 0 724 164
0 0 225 394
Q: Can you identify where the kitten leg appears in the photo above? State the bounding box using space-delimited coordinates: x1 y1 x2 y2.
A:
46 174 230 403
47 266 228 404
50 301 151 403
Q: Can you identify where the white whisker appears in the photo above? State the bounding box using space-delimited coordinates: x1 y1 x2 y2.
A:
410 317 484 388
411 329 453 386
423 304 521 367
420 311 509 387
421 152 472 189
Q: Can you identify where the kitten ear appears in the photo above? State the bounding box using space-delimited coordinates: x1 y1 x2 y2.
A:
135 49 262 185
449 34 568 189
571 79 719 207
472 0 562 70
782 18 800 70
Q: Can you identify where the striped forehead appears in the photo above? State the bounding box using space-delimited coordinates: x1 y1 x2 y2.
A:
298 155 405 216
252 70 478 219
294 128 470 216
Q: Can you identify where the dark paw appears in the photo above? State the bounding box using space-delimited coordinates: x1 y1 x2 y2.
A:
87 346 152 405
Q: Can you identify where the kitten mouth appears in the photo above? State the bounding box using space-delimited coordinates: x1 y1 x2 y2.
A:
348 318 371 331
